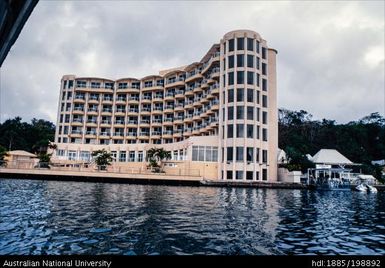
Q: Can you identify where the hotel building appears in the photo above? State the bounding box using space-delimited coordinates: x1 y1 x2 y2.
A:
52 29 278 181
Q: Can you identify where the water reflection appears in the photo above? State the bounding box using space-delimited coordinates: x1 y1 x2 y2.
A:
0 179 384 255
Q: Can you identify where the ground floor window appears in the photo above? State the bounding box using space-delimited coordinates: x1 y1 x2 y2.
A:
262 169 267 181
246 171 253 180
192 146 218 162
227 170 233 180
236 170 243 180
68 150 77 160
137 151 143 162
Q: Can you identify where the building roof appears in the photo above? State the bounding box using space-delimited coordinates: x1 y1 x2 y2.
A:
309 149 353 165
7 150 37 157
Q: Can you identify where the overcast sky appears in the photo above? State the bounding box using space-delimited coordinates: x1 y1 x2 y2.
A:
0 0 384 124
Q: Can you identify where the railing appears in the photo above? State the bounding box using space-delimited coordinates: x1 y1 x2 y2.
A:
0 160 202 177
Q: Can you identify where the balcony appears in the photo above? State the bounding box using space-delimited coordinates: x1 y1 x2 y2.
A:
128 97 139 104
102 97 113 103
127 108 138 115
138 132 150 139
73 107 84 114
126 120 138 127
99 132 111 138
174 90 185 99
115 97 127 104
151 131 161 139
113 132 124 139
165 76 185 88
127 132 137 139
174 116 184 124
163 117 173 126
114 120 125 126
183 115 193 123
86 119 98 125
162 130 173 138
164 92 174 101
100 120 111 126
140 119 150 127
184 87 194 96
164 105 174 113
152 95 163 102
141 95 152 103
174 104 184 112
151 118 162 126
184 100 193 109
152 107 163 115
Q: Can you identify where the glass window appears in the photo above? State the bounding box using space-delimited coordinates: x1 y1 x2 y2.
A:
262 95 268 107
262 111 267 124
205 147 212 162
247 106 254 120
236 170 243 180
237 38 244 50
57 149 65 157
228 89 234 103
236 147 244 161
198 146 205 161
262 150 267 163
262 47 266 59
228 55 234 68
247 72 254 85
137 151 143 162
247 89 254 102
229 39 234 52
227 147 233 161
256 91 260 105
227 124 234 138
192 146 198 161
236 88 244 102
262 78 267 91
262 63 267 75
80 151 90 161
212 147 218 161
262 169 267 181
129 151 135 162
68 80 74 88
228 72 234 86
227 170 233 180
263 128 268 141
222 108 225 121
246 171 253 180
68 150 77 160
236 106 244 119
222 92 226 104
247 124 253 138
256 148 260 162
236 124 244 138
247 38 254 51
237 54 244 67
256 41 260 53
256 73 260 87
247 147 254 162
256 125 260 139
237 71 244 84
247 55 254 68
119 151 126 162
228 106 234 120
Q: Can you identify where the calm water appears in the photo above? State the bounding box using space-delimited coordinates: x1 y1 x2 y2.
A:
1 178 385 255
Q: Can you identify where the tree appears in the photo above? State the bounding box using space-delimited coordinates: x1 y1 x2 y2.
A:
0 145 8 167
91 149 113 171
146 148 172 172
37 153 51 168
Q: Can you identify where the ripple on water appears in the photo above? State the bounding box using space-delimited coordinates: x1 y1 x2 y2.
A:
0 179 385 255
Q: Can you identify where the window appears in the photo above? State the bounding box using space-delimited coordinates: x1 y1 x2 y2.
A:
247 88 253 102
56 150 65 157
262 95 268 107
262 78 267 91
256 73 260 87
129 151 135 162
237 38 244 50
256 91 260 105
247 55 254 68
247 147 254 162
236 88 244 102
247 124 253 138
256 125 260 139
222 92 226 104
262 47 266 59
192 146 198 161
228 39 234 52
228 89 234 103
256 171 260 180
247 72 254 85
173 150 178 161
227 147 233 161
237 71 244 84
236 124 244 138
68 80 74 88
247 107 254 120
256 41 260 53
228 106 234 120
80 151 90 161
228 55 234 68
237 54 244 67
262 150 267 163
228 72 234 86
236 106 244 119
236 147 244 161
262 63 267 75
256 148 260 162
262 169 267 181
227 170 233 180
246 171 253 180
227 124 234 138
137 151 143 162
222 108 225 121
198 146 205 161
236 170 243 180
262 128 268 141
262 111 267 124
119 151 126 162
247 38 254 51
68 150 77 160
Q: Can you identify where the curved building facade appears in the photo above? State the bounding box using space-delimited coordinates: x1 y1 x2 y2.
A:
53 29 277 181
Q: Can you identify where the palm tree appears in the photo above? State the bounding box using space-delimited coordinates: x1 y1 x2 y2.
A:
146 148 171 172
0 145 9 167
92 149 113 171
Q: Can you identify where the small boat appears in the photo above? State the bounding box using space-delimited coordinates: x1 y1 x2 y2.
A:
366 184 378 193
355 184 367 192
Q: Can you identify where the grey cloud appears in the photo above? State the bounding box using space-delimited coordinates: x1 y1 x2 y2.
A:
0 1 383 124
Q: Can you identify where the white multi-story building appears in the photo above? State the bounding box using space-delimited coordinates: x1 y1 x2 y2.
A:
53 30 278 181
